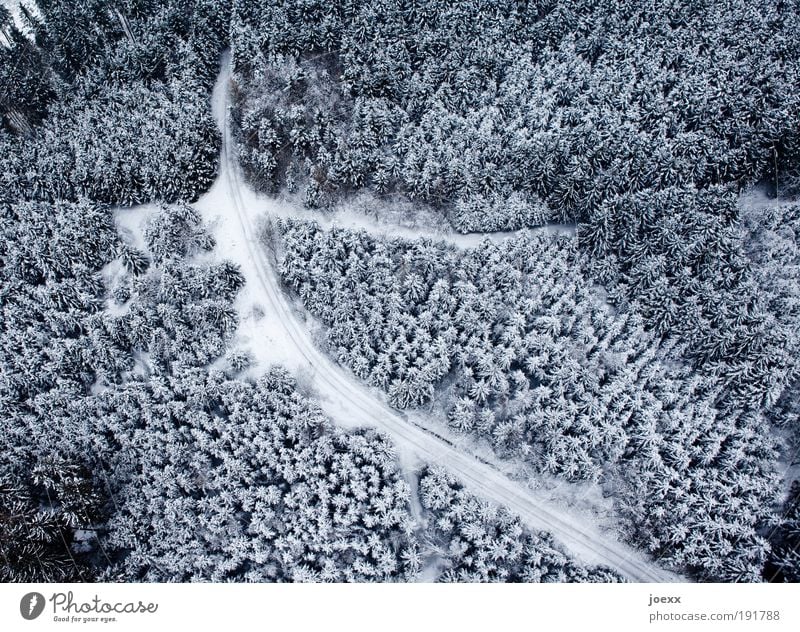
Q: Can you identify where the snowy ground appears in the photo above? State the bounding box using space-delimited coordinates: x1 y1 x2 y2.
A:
0 0 37 37
257 189 575 250
739 186 791 211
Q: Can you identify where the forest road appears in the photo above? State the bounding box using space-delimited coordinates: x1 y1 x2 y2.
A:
204 52 682 583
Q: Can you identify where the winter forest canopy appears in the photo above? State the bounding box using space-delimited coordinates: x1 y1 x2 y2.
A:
1 0 800 584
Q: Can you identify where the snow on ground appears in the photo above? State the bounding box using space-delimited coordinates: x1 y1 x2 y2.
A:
264 188 576 249
739 184 799 217
0 0 38 37
193 104 338 403
113 203 159 252
739 186 782 212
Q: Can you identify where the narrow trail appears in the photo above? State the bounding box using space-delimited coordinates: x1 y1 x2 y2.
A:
195 53 682 583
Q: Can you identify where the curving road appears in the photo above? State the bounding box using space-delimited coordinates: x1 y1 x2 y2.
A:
199 53 682 583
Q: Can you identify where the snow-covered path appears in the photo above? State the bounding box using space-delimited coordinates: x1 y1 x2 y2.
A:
193 54 681 583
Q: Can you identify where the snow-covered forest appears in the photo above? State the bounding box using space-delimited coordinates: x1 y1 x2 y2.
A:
275 219 780 580
1 0 799 584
